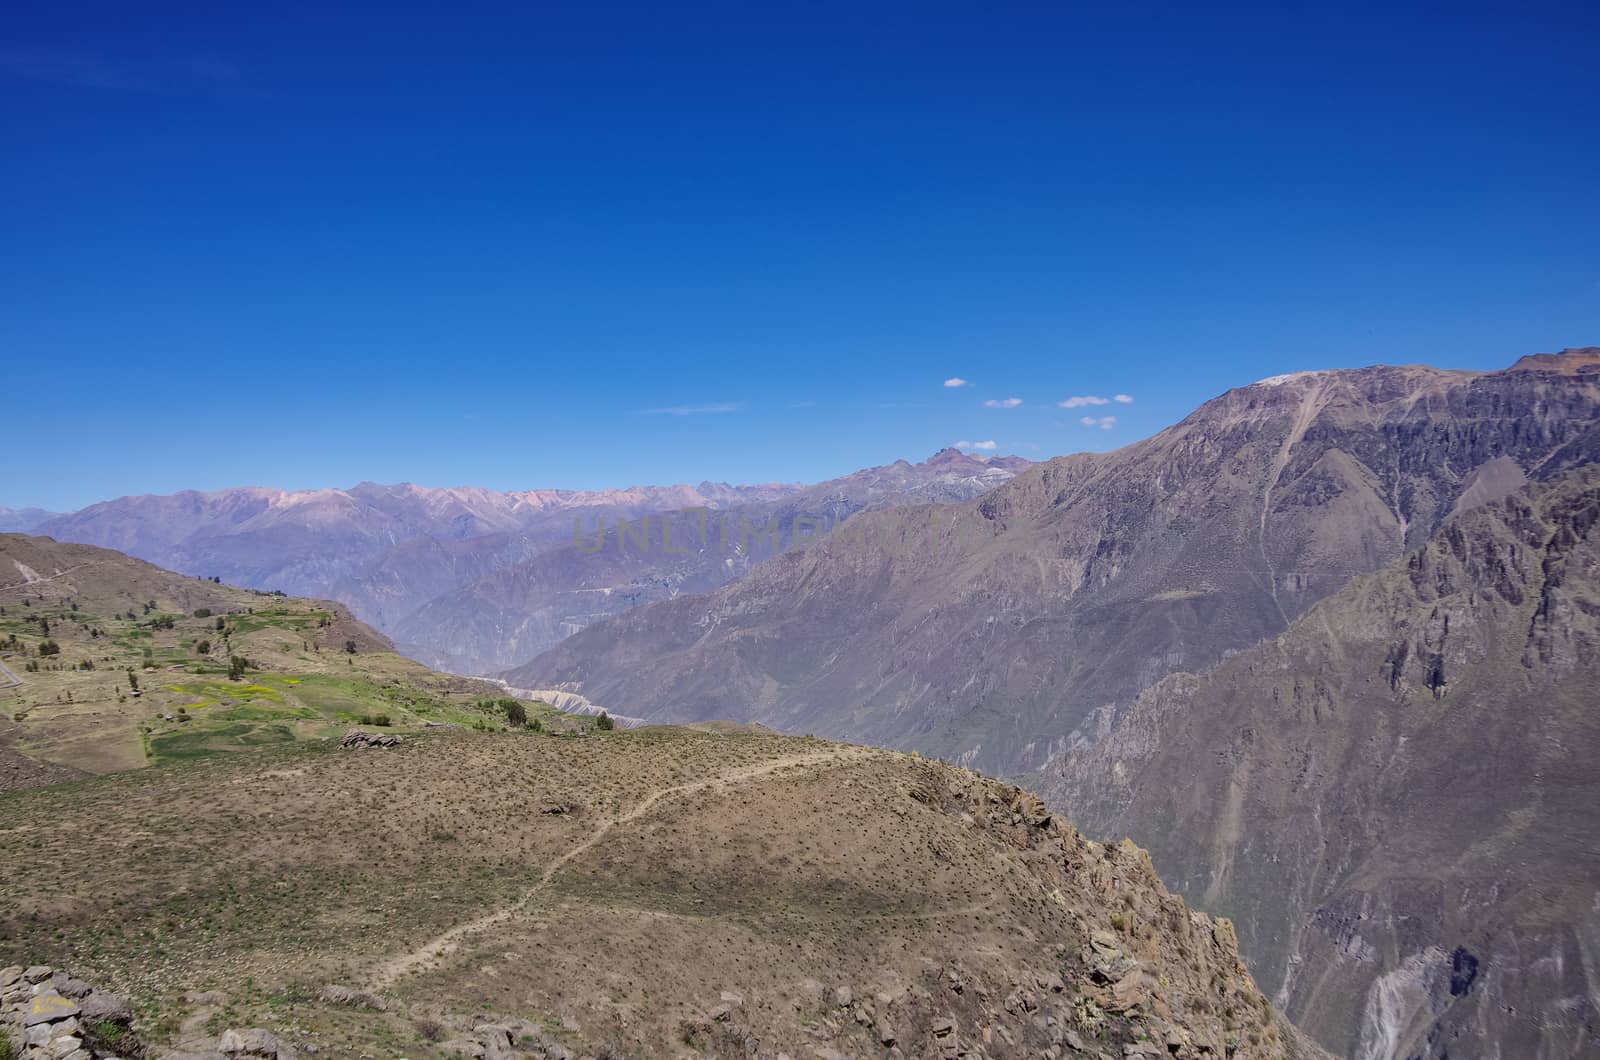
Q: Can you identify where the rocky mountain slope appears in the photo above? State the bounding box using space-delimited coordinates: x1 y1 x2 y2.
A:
3 722 1325 1059
396 448 1032 673
510 348 1600 778
1045 469 1600 1059
0 533 514 789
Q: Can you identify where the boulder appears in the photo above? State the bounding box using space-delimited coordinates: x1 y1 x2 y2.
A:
79 992 133 1023
24 992 80 1026
317 985 386 1011
217 1027 293 1058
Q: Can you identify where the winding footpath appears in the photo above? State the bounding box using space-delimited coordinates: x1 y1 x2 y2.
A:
370 744 875 990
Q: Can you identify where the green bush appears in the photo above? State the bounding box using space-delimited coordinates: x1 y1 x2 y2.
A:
502 699 528 727
595 711 615 731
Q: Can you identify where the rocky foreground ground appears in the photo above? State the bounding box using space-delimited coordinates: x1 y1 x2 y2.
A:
2 727 1327 1059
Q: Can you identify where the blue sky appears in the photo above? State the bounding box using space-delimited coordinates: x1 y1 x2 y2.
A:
3 2 1597 511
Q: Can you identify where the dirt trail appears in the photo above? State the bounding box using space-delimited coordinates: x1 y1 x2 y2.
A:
370 745 875 989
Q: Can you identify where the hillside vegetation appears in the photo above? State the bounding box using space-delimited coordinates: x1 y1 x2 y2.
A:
0 534 542 790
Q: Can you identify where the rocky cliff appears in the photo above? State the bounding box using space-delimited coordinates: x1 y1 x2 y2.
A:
1047 469 1600 1058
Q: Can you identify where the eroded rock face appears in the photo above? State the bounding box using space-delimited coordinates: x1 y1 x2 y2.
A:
1050 469 1600 1057
1 965 139 1060
514 349 1600 778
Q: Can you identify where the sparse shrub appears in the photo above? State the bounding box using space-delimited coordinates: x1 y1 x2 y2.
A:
37 639 60 656
359 713 392 727
227 655 251 681
413 1018 445 1042
193 608 212 618
595 711 615 731
196 639 211 655
344 639 358 654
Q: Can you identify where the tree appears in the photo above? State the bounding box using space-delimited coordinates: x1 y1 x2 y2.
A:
193 608 212 618
37 640 60 657
196 639 211 655
215 616 226 631
228 655 250 681
344 639 358 654
595 711 615 731
502 699 528 727
128 672 139 692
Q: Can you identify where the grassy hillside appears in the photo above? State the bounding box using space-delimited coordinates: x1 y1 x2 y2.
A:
0 534 566 788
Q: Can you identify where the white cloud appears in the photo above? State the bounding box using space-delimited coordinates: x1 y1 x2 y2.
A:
640 401 745 416
1113 394 1134 403
953 440 998 451
1080 415 1117 430
943 377 971 388
983 397 1023 409
1058 395 1110 408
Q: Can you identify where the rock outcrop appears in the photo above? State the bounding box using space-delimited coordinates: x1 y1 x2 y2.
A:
2 965 140 1060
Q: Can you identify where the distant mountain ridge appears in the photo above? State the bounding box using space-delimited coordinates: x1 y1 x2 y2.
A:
22 451 1031 674
509 348 1600 779
0 507 60 533
394 447 1034 672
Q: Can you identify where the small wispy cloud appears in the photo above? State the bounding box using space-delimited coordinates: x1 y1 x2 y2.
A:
639 401 746 416
943 377 971 388
954 440 998 451
1058 395 1110 408
788 400 817 409
983 397 1023 409
1113 394 1134 403
1080 415 1118 430
0 48 244 91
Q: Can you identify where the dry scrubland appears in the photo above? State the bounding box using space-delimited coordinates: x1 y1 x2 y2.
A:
1 726 1323 1059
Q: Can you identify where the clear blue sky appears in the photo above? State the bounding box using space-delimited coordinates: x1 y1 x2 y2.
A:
3 2 1597 511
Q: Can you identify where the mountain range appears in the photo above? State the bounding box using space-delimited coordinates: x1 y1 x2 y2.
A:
510 349 1600 777
8 345 1599 1057
27 451 1030 676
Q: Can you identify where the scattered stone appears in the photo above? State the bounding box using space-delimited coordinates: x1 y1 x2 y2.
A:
831 986 852 1008
340 730 400 749
217 1026 292 1058
318 984 386 1011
